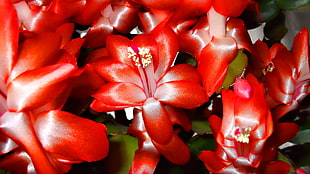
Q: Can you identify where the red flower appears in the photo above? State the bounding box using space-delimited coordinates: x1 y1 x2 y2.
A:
128 106 191 174
199 74 273 173
90 27 207 112
0 2 109 172
90 26 207 172
264 28 310 116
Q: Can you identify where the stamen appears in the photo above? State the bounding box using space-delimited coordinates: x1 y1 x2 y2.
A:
262 62 275 75
128 47 153 68
230 126 251 143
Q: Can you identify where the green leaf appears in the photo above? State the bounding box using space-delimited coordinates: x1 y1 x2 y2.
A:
192 120 212 135
259 0 280 21
290 129 310 144
217 49 248 92
275 0 310 10
187 135 215 156
103 135 138 174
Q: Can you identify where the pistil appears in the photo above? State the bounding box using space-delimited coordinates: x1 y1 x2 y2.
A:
230 126 251 143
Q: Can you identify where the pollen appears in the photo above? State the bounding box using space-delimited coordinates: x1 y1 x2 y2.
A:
128 46 153 68
230 126 251 143
262 62 275 75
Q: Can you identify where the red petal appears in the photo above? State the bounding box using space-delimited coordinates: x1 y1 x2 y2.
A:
197 37 237 97
198 150 228 173
155 81 207 109
165 105 191 131
263 160 290 174
83 16 114 48
226 18 253 51
129 148 160 174
292 28 309 75
0 0 19 83
92 58 142 86
153 135 190 165
168 0 211 24
106 35 132 65
55 23 75 48
268 122 299 148
213 0 248 17
208 115 222 136
142 98 173 144
158 64 201 84
92 82 146 107
34 110 109 162
90 98 132 112
72 0 111 25
135 0 181 10
152 27 179 78
0 112 59 173
7 63 77 112
10 32 62 80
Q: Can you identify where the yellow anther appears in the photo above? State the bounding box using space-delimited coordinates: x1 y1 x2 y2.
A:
128 47 153 68
230 126 251 143
263 62 275 75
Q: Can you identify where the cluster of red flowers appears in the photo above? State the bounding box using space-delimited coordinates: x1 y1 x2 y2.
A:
0 0 309 173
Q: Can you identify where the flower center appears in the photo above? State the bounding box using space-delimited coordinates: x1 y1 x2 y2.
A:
128 46 153 68
230 126 251 143
262 62 275 75
128 46 156 97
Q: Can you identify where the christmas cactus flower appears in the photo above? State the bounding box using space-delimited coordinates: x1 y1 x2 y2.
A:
0 2 109 172
90 26 207 172
199 74 273 173
264 28 310 117
90 26 207 112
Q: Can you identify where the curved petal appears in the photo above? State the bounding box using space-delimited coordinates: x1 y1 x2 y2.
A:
265 58 295 106
14 1 66 32
165 105 191 131
262 161 290 174
158 64 201 85
55 23 75 48
128 108 160 174
10 32 62 80
130 148 160 174
153 135 190 165
0 0 19 83
152 27 179 78
0 133 18 155
83 16 114 48
168 0 211 24
213 0 248 17
142 98 173 144
92 58 142 86
291 28 309 75
0 112 59 173
108 1 139 34
226 18 253 51
7 63 77 112
198 150 229 173
34 110 109 162
197 37 237 97
72 0 111 25
92 82 146 107
106 35 132 65
154 81 207 109
91 98 134 112
134 0 181 10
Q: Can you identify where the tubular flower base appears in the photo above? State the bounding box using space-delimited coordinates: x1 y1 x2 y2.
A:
199 74 274 173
